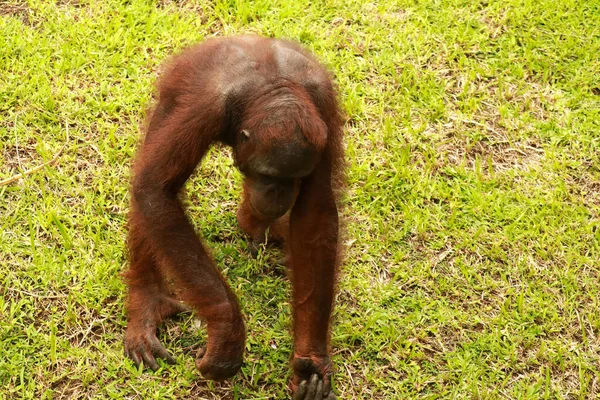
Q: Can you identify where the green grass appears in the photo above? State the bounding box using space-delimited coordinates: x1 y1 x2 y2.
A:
1 0 599 398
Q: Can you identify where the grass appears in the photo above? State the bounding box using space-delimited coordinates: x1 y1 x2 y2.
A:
1 0 599 398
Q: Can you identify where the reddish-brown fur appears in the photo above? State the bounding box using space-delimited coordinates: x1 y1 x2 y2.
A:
123 36 343 399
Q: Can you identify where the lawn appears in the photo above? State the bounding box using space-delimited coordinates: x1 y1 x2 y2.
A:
1 0 599 398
